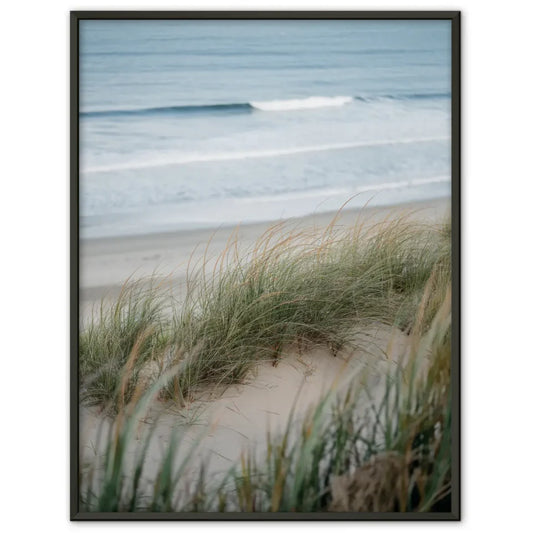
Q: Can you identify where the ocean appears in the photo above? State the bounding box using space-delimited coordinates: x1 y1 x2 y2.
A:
79 19 451 238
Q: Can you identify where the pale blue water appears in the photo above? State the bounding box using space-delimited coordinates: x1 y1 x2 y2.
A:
79 20 451 238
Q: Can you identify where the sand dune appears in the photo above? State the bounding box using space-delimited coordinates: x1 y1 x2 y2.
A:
80 323 409 488
78 196 449 501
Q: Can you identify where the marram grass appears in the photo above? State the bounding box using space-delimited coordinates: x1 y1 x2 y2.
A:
79 210 452 513
80 212 450 410
79 278 172 411
79 275 452 513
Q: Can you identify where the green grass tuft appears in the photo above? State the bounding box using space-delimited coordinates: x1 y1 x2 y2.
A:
79 278 173 411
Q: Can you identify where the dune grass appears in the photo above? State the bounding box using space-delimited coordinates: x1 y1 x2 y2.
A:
220 285 452 513
79 272 452 513
79 278 173 410
78 209 453 513
79 211 450 411
233 284 451 512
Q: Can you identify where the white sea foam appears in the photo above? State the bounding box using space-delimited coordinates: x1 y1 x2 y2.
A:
356 175 450 194
250 96 353 111
236 187 352 205
410 176 451 186
83 137 449 174
237 177 450 206
233 176 450 208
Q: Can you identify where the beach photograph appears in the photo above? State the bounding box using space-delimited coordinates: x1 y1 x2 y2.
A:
75 15 457 517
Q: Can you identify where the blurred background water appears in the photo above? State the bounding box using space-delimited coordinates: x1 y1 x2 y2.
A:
79 19 451 238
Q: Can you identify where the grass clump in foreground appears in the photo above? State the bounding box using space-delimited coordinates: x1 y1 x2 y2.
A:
230 286 452 513
79 279 172 411
79 274 453 513
79 210 450 409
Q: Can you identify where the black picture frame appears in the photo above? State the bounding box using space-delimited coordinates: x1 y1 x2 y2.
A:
70 10 461 521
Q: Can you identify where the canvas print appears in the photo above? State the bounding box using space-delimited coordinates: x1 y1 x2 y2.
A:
74 14 458 518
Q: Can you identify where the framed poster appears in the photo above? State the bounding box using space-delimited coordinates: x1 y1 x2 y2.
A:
71 11 460 520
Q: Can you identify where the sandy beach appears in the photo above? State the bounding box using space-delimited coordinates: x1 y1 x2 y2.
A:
80 197 449 320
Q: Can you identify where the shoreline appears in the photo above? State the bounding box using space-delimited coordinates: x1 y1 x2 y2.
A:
80 196 450 314
82 195 450 246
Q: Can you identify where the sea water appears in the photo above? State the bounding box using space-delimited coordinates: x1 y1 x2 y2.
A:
79 19 451 238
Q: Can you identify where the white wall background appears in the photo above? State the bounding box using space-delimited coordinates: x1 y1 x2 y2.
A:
1 0 532 531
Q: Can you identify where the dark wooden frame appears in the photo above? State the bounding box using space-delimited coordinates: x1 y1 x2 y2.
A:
70 11 461 520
